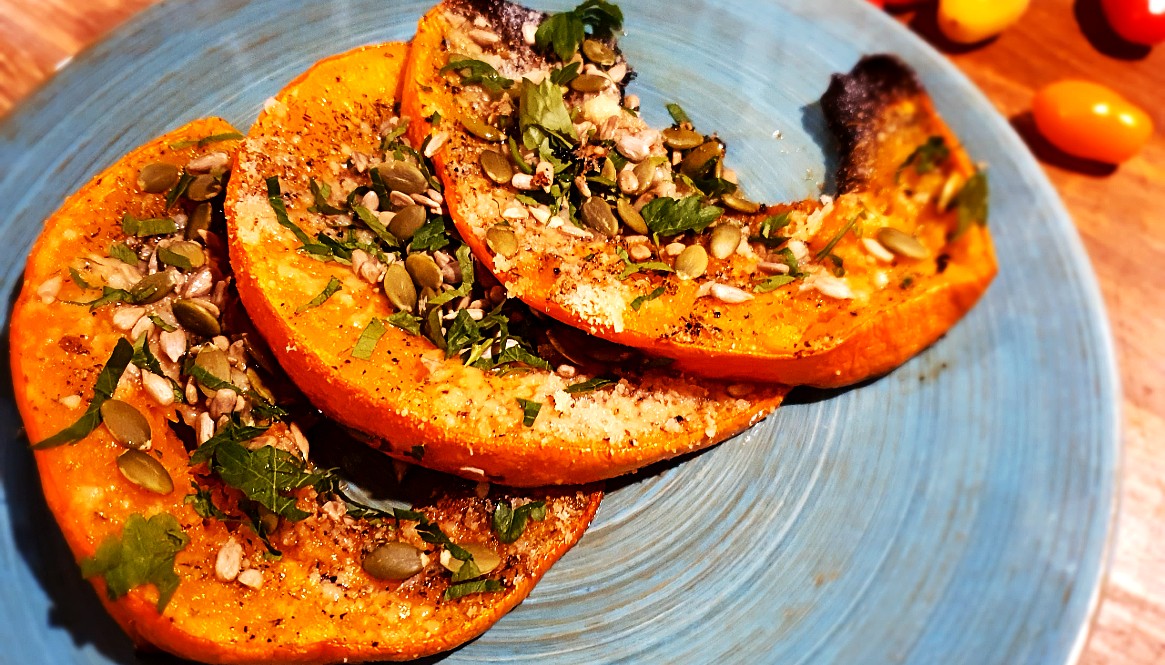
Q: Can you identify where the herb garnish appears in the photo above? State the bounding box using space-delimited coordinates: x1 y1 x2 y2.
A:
445 579 504 600
109 241 138 265
751 211 791 247
296 276 343 313
630 285 666 310
164 172 194 210
753 274 796 293
616 247 673 280
640 195 723 237
516 398 542 427
666 102 692 126
565 376 618 394
519 77 579 150
954 171 988 237
492 500 547 544
266 176 327 251
408 217 451 252
213 441 327 522
440 58 514 94
814 214 861 260
121 213 178 237
79 513 189 613
168 132 245 150
189 416 269 465
68 267 93 290
352 318 387 360
308 179 347 215
31 338 133 449
899 136 949 177
385 312 423 335
534 0 624 62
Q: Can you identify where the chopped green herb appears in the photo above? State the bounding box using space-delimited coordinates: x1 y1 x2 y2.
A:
444 578 504 601
184 483 230 520
492 345 553 372
213 440 326 522
351 204 399 247
380 120 410 151
534 0 624 62
954 171 988 237
751 211 791 247
565 376 618 394
409 217 451 252
753 274 796 293
168 132 244 150
189 417 269 465
109 241 139 265
899 136 950 176
385 311 423 335
31 338 133 449
549 62 582 86
296 276 342 313
516 398 542 427
266 176 325 251
155 245 192 270
630 285 666 310
519 77 579 149
79 513 189 613
443 310 483 360
164 172 194 210
616 247 673 280
352 318 387 360
121 213 178 237
492 500 547 544
68 267 93 290
814 214 861 260
427 245 475 307
440 58 515 94
308 179 347 215
640 195 723 237
666 102 692 126
149 315 177 332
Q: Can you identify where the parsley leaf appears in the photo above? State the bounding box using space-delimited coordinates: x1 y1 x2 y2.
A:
444 578 504 600
549 62 582 86
516 398 542 427
753 274 796 293
308 179 347 215
409 217 451 252
121 213 178 237
184 483 231 520
899 136 950 176
616 247 673 280
385 311 423 335
68 267 93 290
630 285 666 310
352 204 399 247
640 195 723 237
440 58 515 94
213 440 325 522
519 77 579 149
164 172 194 210
492 345 553 372
750 211 791 247
352 318 387 360
534 0 624 62
296 276 342 313
565 376 618 394
31 338 133 449
492 500 547 544
189 416 268 465
79 513 189 613
109 241 139 265
266 176 325 251
954 171 988 237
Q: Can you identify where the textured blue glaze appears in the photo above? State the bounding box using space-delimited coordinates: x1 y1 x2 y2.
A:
0 0 1119 663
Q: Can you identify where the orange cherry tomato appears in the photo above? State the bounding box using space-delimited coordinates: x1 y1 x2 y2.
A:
1032 80 1153 163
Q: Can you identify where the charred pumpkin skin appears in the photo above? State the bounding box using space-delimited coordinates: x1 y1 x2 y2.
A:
403 1 997 387
10 118 602 664
225 42 786 488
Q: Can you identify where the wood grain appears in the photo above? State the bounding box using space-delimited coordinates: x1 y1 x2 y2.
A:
1 1 1162 663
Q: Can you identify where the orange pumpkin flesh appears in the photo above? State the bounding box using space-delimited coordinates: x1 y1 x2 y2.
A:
10 117 602 664
225 42 787 488
403 1 997 387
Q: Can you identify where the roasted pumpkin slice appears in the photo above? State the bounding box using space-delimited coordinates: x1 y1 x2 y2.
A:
9 118 602 664
403 0 998 387
225 42 787 487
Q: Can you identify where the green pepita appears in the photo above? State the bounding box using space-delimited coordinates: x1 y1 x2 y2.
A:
388 204 427 241
876 227 928 260
680 141 724 176
363 542 424 581
383 263 418 312
185 174 222 202
173 299 222 338
193 346 231 398
128 271 177 305
441 542 501 577
582 39 617 66
661 128 705 151
709 224 742 260
116 449 173 495
570 74 609 93
580 197 618 236
376 159 429 195
675 244 709 279
616 199 649 235
158 241 206 270
405 253 443 291
185 203 212 241
100 399 152 450
479 150 514 185
486 226 519 257
721 192 760 214
137 162 180 194
632 160 656 195
460 115 505 143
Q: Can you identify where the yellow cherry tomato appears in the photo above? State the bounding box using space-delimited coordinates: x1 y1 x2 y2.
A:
938 0 1030 43
1032 80 1153 164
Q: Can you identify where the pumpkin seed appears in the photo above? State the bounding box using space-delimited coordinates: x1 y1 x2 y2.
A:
194 345 231 398
116 449 173 494
600 157 617 181
721 192 760 214
383 263 418 312
570 74 609 93
486 226 518 257
580 197 618 236
173 299 222 337
616 199 649 234
680 141 724 176
376 159 429 195
709 224 742 259
582 39 617 66
460 115 505 143
159 241 206 269
441 542 501 577
388 204 427 240
480 150 514 184
128 271 177 304
675 244 709 279
363 542 424 580
876 227 928 260
632 160 656 195
137 162 180 193
186 174 222 201
662 128 705 151
100 399 152 450
405 253 443 291
185 203 212 240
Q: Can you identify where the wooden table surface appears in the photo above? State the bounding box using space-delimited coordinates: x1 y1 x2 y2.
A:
0 0 1161 662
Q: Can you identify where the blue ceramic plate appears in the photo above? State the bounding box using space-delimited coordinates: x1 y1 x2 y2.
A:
0 1 1119 663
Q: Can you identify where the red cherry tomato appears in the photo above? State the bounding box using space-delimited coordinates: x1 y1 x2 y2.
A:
1101 0 1165 45
1032 80 1153 163
867 0 886 7
884 0 928 5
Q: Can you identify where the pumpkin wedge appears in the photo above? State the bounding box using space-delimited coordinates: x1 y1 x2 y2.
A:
225 42 787 487
10 117 602 664
403 0 998 387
